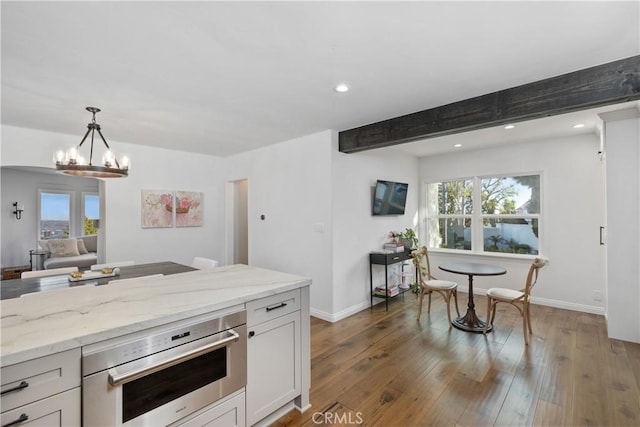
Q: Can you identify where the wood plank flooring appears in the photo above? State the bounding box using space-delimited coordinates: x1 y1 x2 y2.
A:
274 292 640 426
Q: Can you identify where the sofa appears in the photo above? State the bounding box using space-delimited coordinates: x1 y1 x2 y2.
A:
38 235 98 270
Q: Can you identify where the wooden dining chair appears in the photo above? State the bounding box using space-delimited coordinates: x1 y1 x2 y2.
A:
21 266 78 278
483 258 546 345
412 247 460 327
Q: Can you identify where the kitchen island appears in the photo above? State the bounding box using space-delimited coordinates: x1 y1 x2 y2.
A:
0 264 311 426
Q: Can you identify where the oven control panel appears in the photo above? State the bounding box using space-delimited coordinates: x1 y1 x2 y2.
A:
82 310 246 375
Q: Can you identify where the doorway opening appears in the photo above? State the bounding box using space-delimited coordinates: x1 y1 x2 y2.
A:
226 179 248 265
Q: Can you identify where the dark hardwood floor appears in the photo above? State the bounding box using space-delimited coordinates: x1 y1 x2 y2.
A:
275 291 640 426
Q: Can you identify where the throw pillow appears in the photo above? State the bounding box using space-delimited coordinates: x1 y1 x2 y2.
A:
77 238 89 255
48 239 80 258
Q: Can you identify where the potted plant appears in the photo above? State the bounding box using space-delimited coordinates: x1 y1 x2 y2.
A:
389 228 419 250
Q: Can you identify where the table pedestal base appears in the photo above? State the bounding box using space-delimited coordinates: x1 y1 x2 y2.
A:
452 308 492 333
439 263 506 334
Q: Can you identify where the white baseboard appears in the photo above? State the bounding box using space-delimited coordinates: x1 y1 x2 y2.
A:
312 288 605 323
461 285 605 316
529 296 605 315
310 300 371 323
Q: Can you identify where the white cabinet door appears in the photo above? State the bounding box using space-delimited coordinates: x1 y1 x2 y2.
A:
0 387 80 427
246 310 300 426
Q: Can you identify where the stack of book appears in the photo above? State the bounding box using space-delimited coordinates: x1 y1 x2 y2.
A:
374 284 400 297
383 242 404 253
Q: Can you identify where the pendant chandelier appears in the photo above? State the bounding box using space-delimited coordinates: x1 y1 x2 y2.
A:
54 107 129 178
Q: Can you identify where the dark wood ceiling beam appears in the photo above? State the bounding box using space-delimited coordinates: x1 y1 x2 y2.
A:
338 55 640 153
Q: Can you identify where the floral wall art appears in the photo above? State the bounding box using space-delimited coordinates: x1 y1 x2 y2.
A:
141 190 174 228
141 190 203 228
175 191 203 227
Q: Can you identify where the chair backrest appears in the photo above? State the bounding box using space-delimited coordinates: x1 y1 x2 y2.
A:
191 257 219 270
523 258 546 296
411 247 433 284
21 266 79 279
90 261 135 271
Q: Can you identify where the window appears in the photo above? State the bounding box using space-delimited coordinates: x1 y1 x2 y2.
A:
39 191 72 239
426 179 473 250
481 175 540 255
426 174 541 256
83 193 100 235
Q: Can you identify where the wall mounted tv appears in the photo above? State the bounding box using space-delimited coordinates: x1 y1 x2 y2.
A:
372 180 408 215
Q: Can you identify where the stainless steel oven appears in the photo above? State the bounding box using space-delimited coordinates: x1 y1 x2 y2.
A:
82 310 246 426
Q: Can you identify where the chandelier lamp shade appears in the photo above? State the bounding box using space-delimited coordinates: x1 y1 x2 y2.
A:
54 107 129 178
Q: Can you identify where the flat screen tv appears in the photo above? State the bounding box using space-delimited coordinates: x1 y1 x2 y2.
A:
372 180 408 215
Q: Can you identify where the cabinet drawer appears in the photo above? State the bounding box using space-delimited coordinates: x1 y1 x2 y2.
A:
171 391 245 427
0 387 80 427
247 288 300 326
370 251 412 265
1 348 80 412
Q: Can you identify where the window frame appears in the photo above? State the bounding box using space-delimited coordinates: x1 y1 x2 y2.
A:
424 172 543 259
82 192 100 236
425 178 474 251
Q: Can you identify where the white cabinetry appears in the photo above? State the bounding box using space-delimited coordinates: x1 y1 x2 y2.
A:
246 289 301 426
0 348 81 427
171 390 246 427
601 110 640 343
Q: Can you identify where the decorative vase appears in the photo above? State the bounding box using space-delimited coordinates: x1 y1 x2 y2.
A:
400 238 413 250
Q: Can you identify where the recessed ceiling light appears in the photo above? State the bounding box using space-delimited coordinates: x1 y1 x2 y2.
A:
334 83 349 93
573 123 585 128
504 124 516 130
454 143 462 148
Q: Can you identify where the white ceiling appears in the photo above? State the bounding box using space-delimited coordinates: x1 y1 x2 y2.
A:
2 1 639 158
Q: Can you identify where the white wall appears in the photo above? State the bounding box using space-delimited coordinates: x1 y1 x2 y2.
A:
331 145 419 321
227 131 334 317
1 167 99 267
4 122 624 328
602 112 640 343
1 125 226 267
419 134 606 314
226 130 418 321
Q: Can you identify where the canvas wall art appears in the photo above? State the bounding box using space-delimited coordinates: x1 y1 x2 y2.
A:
175 191 204 227
141 190 174 228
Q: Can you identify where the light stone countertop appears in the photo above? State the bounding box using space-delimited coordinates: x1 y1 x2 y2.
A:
0 264 311 367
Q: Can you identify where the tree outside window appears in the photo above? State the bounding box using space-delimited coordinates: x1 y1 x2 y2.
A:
84 193 99 235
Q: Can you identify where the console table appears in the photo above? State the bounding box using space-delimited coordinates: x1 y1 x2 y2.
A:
369 250 416 311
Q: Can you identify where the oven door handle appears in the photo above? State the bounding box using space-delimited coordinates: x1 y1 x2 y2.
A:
107 329 240 387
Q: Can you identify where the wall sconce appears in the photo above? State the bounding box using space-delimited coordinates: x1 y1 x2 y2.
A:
13 202 24 220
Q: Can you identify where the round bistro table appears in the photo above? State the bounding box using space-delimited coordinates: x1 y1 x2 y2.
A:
439 262 506 333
